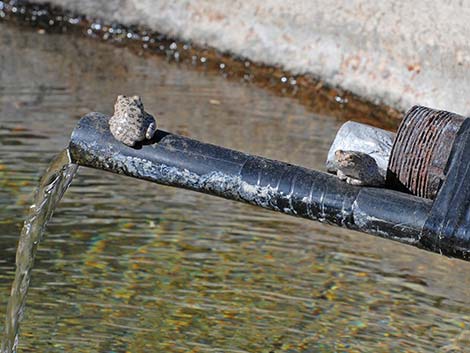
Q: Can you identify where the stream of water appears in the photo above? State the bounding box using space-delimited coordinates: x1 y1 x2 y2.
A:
1 150 77 353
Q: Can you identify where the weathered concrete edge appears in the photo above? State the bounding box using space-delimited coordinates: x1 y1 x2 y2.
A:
31 0 470 115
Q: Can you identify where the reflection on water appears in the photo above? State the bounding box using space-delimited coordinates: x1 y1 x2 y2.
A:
0 23 469 352
2 150 77 353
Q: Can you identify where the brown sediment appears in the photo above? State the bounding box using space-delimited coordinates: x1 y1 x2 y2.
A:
0 0 402 129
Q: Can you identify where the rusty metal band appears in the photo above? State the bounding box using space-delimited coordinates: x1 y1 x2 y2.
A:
388 106 466 199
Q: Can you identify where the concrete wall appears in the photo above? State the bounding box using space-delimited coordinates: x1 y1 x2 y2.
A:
33 0 470 114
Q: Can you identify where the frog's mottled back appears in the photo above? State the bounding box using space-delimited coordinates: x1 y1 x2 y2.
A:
334 150 385 186
109 95 157 147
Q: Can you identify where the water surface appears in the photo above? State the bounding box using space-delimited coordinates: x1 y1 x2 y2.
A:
1 23 470 352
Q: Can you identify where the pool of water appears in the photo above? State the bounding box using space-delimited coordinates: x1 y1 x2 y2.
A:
1 23 470 353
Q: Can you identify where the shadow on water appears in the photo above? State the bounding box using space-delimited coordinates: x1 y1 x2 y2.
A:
1 150 77 353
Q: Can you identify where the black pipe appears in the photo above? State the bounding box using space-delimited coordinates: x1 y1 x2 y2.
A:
69 113 435 254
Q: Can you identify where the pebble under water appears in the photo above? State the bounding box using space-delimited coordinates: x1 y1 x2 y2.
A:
0 22 470 353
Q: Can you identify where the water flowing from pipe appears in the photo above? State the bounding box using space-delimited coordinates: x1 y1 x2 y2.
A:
1 150 78 353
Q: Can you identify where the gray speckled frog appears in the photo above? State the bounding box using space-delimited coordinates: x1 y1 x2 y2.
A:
335 150 385 186
109 95 157 147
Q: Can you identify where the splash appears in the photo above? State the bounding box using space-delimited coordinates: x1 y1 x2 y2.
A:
1 150 78 353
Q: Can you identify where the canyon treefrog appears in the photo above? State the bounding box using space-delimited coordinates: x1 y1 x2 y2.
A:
109 95 157 147
334 150 385 186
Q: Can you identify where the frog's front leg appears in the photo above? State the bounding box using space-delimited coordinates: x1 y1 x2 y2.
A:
145 113 157 140
337 169 347 181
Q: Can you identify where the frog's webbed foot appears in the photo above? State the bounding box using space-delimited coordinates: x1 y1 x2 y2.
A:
337 170 365 185
124 139 137 147
346 177 365 186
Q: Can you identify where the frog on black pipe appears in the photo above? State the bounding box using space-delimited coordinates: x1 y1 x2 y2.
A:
68 112 445 257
